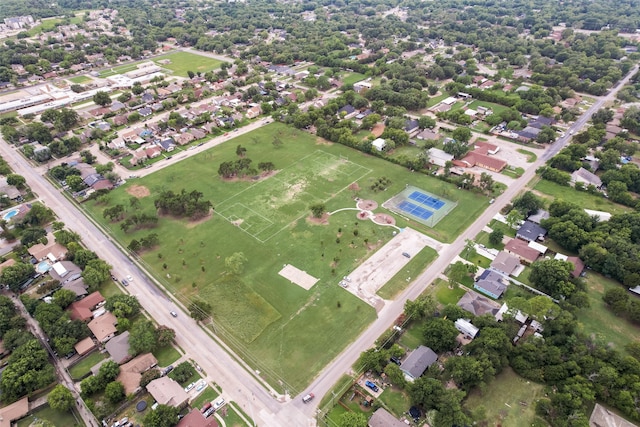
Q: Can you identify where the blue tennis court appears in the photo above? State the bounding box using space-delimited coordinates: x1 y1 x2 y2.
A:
408 191 445 210
398 200 433 220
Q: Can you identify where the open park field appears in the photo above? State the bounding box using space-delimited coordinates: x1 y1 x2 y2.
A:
85 123 487 390
153 51 225 77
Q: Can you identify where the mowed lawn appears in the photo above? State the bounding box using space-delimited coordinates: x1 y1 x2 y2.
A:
577 272 640 354
534 180 632 215
85 123 485 390
154 51 226 77
464 367 548 426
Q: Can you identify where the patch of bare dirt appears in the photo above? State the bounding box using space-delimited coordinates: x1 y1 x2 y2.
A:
349 182 361 191
231 218 244 226
307 213 329 225
186 209 215 228
127 185 150 198
315 137 333 145
220 170 280 183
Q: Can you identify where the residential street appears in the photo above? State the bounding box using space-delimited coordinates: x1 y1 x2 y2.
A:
1 63 636 426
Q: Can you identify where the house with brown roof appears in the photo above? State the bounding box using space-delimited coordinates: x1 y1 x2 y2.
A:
145 146 162 159
455 151 507 172
505 238 539 264
74 336 96 356
68 291 105 321
189 128 206 140
27 233 68 261
176 410 220 427
88 312 118 342
245 105 261 119
490 252 520 276
457 290 502 317
567 256 585 278
62 279 88 298
0 258 16 274
116 352 158 394
146 377 189 408
176 132 196 146
0 396 29 427
368 408 405 427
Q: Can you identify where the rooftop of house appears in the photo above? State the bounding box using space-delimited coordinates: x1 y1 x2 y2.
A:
146 377 189 407
457 290 502 317
176 410 220 427
505 238 540 262
400 345 438 379
516 221 547 242
368 408 406 427
105 331 130 364
490 251 520 275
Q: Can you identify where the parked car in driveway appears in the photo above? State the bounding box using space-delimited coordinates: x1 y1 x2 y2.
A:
365 380 379 392
302 393 314 403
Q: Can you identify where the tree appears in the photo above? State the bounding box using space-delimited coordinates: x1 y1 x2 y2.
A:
448 261 470 284
170 362 196 384
452 127 472 143
105 295 141 318
409 376 444 409
225 252 247 275
0 340 55 402
530 259 574 298
536 126 556 144
93 91 112 107
505 209 524 229
339 412 367 427
6 174 25 189
404 295 437 319
1 262 34 292
419 116 436 129
140 369 161 388
442 139 469 159
422 317 459 352
142 404 179 427
384 362 406 387
48 384 75 412
52 289 77 308
310 203 326 218
156 326 175 347
602 287 630 315
445 355 495 391
357 348 388 374
479 172 494 193
189 299 211 321
513 191 543 216
236 144 247 157
129 320 157 355
489 229 504 245
104 381 125 404
66 175 86 192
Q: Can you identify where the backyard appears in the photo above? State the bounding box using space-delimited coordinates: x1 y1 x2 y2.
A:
17 404 83 427
464 367 548 427
533 180 632 215
153 51 226 77
84 123 486 390
577 272 640 355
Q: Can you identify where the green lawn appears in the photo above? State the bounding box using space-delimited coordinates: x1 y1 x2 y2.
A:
342 73 367 86
84 123 486 390
99 63 141 78
460 250 492 269
221 403 252 427
17 404 84 427
100 280 123 298
378 387 411 418
68 75 93 84
433 278 467 305
517 149 537 163
68 351 107 379
489 219 516 238
464 367 548 427
191 387 219 410
399 322 424 350
427 93 451 108
377 247 437 299
502 166 524 179
467 100 510 116
475 231 504 251
154 51 225 77
534 180 632 215
152 345 181 367
576 272 640 354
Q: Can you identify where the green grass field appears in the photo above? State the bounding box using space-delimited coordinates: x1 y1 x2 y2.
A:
68 351 107 379
152 343 181 366
534 180 632 215
378 387 411 417
85 123 486 390
17 404 84 427
68 75 93 84
577 273 640 354
342 73 367 86
377 247 437 299
154 51 225 77
467 100 510 116
517 149 537 163
99 63 141 78
464 367 548 427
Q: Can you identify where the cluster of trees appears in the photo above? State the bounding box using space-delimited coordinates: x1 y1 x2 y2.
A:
80 360 121 399
128 232 159 253
129 319 175 356
0 339 55 402
603 287 640 323
154 189 212 220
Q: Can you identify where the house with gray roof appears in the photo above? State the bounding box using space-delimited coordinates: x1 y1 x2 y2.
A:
571 167 602 188
400 345 438 382
105 331 131 364
474 270 508 299
457 290 502 317
516 220 547 242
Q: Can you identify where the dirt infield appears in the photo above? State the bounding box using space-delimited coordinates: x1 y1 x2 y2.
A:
357 199 378 211
278 264 319 290
126 185 150 198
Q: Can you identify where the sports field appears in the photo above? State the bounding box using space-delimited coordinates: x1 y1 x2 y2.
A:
85 123 487 390
153 51 226 77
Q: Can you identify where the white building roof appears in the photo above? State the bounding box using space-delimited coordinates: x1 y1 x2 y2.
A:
52 261 68 277
527 241 548 254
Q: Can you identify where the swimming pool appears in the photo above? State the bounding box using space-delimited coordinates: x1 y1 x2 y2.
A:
36 261 51 274
2 208 19 221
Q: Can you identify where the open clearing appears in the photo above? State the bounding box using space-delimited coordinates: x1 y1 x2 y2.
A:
85 123 487 390
153 51 226 77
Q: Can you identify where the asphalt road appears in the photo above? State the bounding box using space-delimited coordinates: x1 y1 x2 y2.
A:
1 63 636 426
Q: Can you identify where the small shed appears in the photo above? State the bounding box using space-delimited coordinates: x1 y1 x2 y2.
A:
371 138 387 152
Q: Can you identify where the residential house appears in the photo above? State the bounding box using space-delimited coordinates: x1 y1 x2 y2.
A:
527 209 550 224
74 336 96 357
27 233 67 261
427 148 454 168
404 119 420 135
245 105 261 119
88 312 118 343
528 240 548 255
368 408 405 427
146 377 189 408
589 403 637 427
516 221 547 242
139 107 153 117
490 252 520 276
0 176 22 200
353 81 372 93
157 138 176 152
454 318 479 339
175 132 196 146
0 397 29 427
62 279 88 298
116 353 158 395
112 115 128 127
571 167 602 189
457 290 502 317
455 151 507 172
105 331 131 364
505 238 539 264
141 92 155 103
145 146 162 159
189 128 206 140
371 138 387 152
416 129 439 141
495 303 529 323
68 291 105 321
176 410 219 427
555 254 585 278
400 345 438 382
109 101 125 112
474 270 507 299
337 105 357 119
355 109 372 120
474 141 499 155
49 261 82 283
